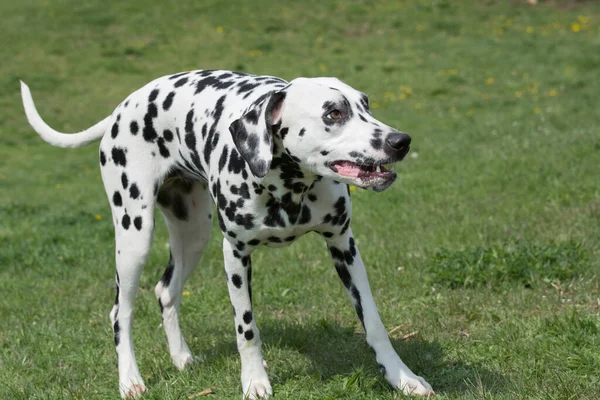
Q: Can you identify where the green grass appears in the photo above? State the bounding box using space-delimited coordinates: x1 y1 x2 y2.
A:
1 0 600 399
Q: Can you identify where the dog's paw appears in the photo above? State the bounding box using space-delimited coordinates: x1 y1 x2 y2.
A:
242 369 272 399
396 373 434 397
120 381 147 399
172 351 194 370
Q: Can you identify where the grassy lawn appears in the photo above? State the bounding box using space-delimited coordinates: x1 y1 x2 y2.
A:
1 0 600 399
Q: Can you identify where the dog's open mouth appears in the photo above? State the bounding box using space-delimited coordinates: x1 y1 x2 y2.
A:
329 161 396 180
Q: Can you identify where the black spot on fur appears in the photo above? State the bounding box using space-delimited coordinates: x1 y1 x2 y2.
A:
161 253 175 286
228 148 246 174
238 325 244 334
299 128 306 137
133 216 142 230
335 262 352 289
299 205 311 224
157 137 170 158
248 239 260 246
148 89 159 102
113 321 120 346
243 311 253 324
113 191 123 207
122 214 131 230
231 274 242 289
218 145 229 173
100 151 106 166
163 129 174 142
129 184 140 200
112 147 127 166
143 103 159 143
370 137 383 150
280 127 289 140
162 92 175 110
244 329 254 340
174 77 188 88
130 121 139 135
111 120 119 139
245 109 259 124
169 72 189 80
121 173 128 189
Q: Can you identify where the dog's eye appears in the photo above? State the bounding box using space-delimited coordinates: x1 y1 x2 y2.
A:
326 110 343 120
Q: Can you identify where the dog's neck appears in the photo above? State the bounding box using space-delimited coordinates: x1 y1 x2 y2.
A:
260 141 318 204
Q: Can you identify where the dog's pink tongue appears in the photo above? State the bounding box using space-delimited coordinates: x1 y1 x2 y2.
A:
336 161 361 177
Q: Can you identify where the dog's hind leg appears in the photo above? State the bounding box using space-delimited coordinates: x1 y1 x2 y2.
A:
108 200 155 398
155 178 212 370
102 146 159 398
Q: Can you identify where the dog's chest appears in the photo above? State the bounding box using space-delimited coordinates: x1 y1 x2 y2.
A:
217 178 351 249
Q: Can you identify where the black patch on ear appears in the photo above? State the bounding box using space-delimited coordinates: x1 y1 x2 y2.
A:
245 109 259 124
229 91 286 178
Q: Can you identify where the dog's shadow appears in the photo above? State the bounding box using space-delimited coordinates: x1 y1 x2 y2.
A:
196 318 507 397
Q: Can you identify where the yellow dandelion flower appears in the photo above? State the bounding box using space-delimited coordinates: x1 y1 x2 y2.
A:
505 18 513 27
316 36 324 44
319 64 328 72
534 107 541 114
183 291 191 296
55 184 62 189
485 77 495 85
466 108 475 116
549 89 558 97
416 24 425 32
383 91 397 100
414 103 422 109
450 107 457 114
94 215 102 221
349 185 357 192
526 26 534 34
216 26 224 34
515 91 522 98
572 23 581 32
371 102 380 109
248 50 262 57
399 93 407 100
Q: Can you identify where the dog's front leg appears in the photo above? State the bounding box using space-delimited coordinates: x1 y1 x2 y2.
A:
325 229 434 396
223 238 272 399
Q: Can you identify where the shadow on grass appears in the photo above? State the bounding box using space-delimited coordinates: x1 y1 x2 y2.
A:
197 319 508 397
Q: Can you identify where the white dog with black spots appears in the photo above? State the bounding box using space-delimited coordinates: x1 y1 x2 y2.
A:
20 69 434 399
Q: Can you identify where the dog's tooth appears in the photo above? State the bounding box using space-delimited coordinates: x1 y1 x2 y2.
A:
376 165 381 173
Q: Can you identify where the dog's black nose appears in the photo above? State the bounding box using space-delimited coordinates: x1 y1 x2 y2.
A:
384 132 411 158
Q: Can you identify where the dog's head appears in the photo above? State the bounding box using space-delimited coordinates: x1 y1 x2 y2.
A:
229 77 411 192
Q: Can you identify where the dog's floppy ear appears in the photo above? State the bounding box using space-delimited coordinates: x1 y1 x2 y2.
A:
229 91 286 178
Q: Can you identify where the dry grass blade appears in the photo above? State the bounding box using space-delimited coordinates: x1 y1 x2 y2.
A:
188 386 216 399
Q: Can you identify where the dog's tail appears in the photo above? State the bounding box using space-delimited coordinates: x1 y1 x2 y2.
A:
20 81 110 148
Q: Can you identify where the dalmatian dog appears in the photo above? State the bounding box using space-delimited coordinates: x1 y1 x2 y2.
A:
20 70 434 399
